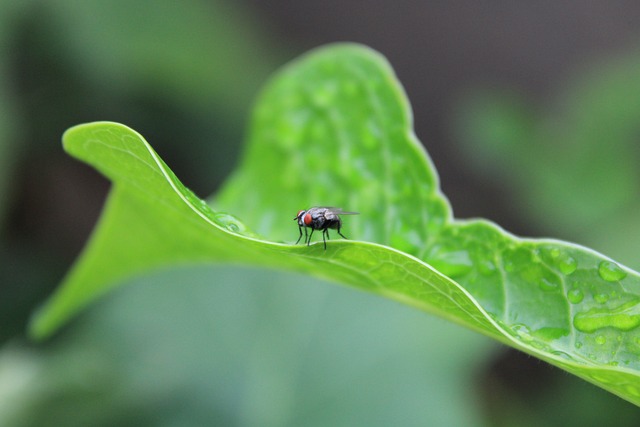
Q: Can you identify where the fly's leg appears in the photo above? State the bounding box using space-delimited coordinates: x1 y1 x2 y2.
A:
322 229 328 250
295 225 304 245
307 228 314 246
337 224 348 240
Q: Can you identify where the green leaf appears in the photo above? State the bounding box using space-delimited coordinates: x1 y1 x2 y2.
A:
31 44 640 406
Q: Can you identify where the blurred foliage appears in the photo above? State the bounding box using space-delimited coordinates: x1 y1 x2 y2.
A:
1 267 491 427
0 0 23 229
454 48 640 270
7 0 284 190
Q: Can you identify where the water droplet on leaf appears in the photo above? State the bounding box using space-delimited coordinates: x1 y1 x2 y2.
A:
598 261 627 282
540 246 577 274
213 213 246 234
557 255 577 275
311 82 338 107
512 324 533 342
530 341 547 350
573 299 640 333
534 327 569 340
567 289 584 304
539 274 560 291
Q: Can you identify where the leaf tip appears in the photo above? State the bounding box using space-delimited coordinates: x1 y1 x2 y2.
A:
27 308 55 342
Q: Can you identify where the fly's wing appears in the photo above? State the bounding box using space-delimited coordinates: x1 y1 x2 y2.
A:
320 207 359 215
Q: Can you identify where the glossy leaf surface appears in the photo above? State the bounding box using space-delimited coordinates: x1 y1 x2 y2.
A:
31 44 640 405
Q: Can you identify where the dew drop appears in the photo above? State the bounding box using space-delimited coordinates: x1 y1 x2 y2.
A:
213 213 244 233
567 289 584 304
532 250 542 264
550 350 572 361
512 324 533 342
539 276 560 291
557 255 578 275
311 82 338 107
531 341 546 350
535 327 569 340
594 293 610 304
362 121 380 149
575 341 583 349
540 246 578 274
573 299 640 333
598 261 627 282
595 335 606 345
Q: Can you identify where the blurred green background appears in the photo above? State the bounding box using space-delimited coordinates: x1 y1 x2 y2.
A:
1 1 639 425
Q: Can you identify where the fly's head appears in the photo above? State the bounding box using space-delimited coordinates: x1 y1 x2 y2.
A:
294 209 313 227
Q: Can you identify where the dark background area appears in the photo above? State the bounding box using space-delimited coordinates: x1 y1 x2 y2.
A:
1 1 639 425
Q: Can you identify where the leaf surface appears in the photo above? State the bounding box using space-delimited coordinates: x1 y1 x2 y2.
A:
31 44 640 405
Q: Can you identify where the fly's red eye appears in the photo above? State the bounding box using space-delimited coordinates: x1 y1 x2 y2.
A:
303 213 312 225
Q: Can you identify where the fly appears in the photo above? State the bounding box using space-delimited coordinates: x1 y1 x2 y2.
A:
294 207 358 250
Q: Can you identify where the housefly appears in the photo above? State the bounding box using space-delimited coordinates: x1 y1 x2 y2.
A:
294 207 359 250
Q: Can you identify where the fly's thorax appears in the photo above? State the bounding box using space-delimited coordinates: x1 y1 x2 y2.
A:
308 207 324 218
323 210 339 221
303 208 323 228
